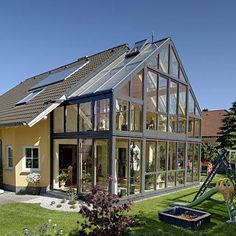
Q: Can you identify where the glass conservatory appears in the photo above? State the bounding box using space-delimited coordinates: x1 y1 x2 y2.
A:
51 38 202 199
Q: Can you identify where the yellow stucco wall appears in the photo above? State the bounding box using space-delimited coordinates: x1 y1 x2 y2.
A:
1 118 50 190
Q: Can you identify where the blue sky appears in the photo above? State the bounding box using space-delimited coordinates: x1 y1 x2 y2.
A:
0 1 235 110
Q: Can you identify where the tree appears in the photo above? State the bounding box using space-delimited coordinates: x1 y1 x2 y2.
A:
217 101 236 149
201 143 218 164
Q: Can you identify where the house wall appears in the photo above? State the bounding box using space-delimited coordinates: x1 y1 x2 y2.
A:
1 118 50 192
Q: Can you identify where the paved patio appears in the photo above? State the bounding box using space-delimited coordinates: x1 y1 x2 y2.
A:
0 190 82 212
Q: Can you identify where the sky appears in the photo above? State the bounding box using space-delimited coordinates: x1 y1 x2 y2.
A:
0 0 235 110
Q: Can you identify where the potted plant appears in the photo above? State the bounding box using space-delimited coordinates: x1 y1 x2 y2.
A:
82 172 91 192
59 170 68 188
26 172 41 195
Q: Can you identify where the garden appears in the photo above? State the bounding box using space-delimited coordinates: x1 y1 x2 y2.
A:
1 177 236 236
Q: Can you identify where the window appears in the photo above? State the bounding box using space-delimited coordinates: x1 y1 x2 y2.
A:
116 139 129 196
66 105 77 132
146 141 156 173
187 143 194 183
179 84 187 117
158 141 167 171
193 144 200 181
53 106 64 133
195 119 201 138
130 103 142 132
179 69 186 82
116 99 129 131
168 142 177 170
6 146 13 169
159 46 169 73
95 139 109 191
169 81 178 115
146 112 156 130
169 47 179 78
130 140 142 194
15 90 42 106
131 70 143 99
94 99 110 131
158 114 167 132
117 82 129 97
24 147 40 171
146 70 157 111
188 92 195 116
158 76 167 113
177 143 185 170
188 117 194 137
79 102 92 131
147 56 158 70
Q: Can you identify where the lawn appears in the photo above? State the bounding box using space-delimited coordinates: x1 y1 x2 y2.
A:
0 179 235 236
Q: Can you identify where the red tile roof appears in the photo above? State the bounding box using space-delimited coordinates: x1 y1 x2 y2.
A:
202 109 229 137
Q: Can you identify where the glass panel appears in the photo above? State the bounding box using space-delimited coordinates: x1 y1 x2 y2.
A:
158 141 167 171
53 107 64 133
157 172 166 189
145 174 155 192
169 116 178 133
176 171 185 186
195 106 201 117
188 92 194 116
146 141 156 173
158 76 167 113
170 47 178 78
195 119 201 138
117 82 129 97
147 56 158 70
188 117 194 137
66 105 78 132
187 143 194 183
167 171 176 188
179 69 186 82
146 70 157 111
158 113 167 132
33 159 39 169
94 99 110 131
193 144 200 181
168 142 177 170
130 103 142 132
159 46 169 73
26 158 32 168
146 112 156 130
33 148 38 158
130 140 141 194
131 70 143 99
116 139 128 197
95 139 109 191
178 143 185 170
179 84 187 117
169 81 178 115
116 99 129 131
79 102 92 132
26 148 32 157
80 139 93 192
178 118 186 134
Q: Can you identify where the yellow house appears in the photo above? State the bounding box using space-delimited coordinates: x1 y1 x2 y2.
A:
0 38 202 199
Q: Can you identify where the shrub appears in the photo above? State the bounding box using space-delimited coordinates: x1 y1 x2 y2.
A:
18 219 63 236
60 199 66 204
56 204 62 208
70 204 76 209
72 187 137 236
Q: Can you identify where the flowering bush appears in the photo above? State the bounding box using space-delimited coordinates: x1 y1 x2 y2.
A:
26 172 41 185
70 187 137 236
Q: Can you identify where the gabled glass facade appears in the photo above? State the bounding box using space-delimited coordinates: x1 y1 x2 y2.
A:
51 38 201 199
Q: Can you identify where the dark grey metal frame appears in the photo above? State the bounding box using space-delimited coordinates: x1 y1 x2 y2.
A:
50 38 202 198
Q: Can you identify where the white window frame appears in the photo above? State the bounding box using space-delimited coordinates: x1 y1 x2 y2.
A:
6 145 13 170
23 146 40 172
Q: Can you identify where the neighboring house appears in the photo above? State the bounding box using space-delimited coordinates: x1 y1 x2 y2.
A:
202 109 228 146
0 38 202 200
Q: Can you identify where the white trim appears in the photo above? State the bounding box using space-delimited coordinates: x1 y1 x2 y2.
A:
6 145 13 170
22 146 40 172
28 95 66 127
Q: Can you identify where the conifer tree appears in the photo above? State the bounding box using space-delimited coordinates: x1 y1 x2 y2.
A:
217 101 236 149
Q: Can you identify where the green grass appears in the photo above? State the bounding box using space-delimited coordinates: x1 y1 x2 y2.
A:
1 177 236 235
0 203 81 235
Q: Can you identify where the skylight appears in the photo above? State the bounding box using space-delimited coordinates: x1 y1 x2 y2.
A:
126 39 147 58
29 61 89 91
15 90 42 106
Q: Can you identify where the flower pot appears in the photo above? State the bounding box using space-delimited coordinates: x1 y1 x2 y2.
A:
32 187 40 195
60 181 66 188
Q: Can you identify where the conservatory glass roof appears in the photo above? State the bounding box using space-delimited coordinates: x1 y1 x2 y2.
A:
69 38 169 98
